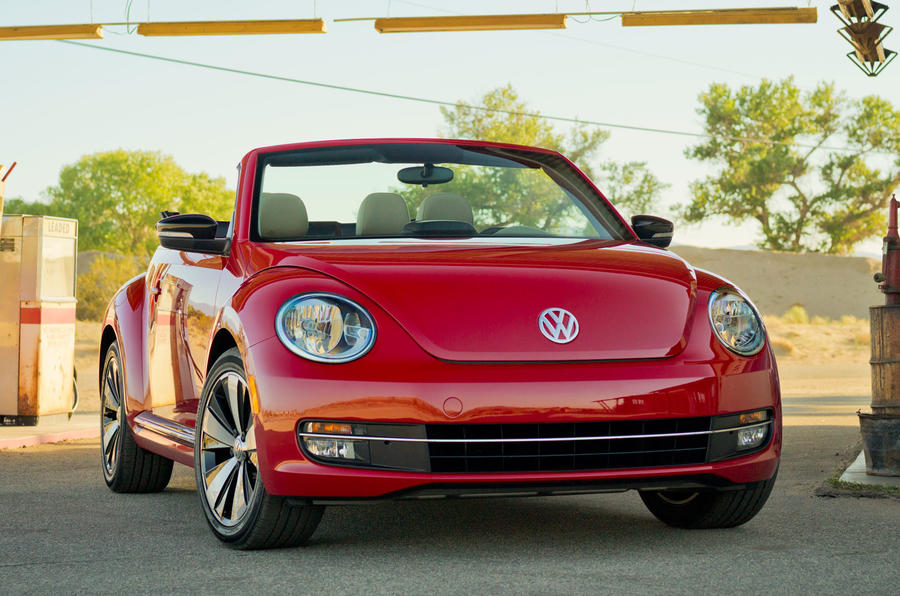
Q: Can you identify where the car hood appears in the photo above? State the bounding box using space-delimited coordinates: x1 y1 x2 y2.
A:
258 239 698 362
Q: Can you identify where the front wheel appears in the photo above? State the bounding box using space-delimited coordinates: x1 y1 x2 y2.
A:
101 341 173 493
639 472 777 529
195 348 323 549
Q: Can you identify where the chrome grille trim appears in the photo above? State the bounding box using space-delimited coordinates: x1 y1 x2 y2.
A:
297 420 771 444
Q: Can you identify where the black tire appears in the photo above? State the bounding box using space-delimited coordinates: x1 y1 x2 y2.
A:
639 472 777 529
195 348 323 549
101 341 173 493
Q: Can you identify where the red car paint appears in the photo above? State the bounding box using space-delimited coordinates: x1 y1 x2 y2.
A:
102 138 781 499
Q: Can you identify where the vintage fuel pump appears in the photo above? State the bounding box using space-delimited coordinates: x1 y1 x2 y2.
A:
866 194 900 475
0 162 79 426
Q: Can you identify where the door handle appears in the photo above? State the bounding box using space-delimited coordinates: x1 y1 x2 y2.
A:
150 284 161 295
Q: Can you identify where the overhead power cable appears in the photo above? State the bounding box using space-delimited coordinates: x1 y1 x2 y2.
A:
59 40 874 155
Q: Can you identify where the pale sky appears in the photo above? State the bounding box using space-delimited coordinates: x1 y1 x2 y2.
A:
2 0 898 255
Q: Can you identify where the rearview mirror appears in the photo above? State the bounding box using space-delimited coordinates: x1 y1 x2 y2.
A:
631 215 673 248
398 163 454 187
157 213 229 254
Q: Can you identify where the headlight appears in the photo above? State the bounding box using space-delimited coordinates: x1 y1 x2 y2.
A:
708 289 764 356
276 293 376 363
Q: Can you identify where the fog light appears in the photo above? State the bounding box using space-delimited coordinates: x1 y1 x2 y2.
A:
304 437 360 459
737 426 767 450
300 421 370 464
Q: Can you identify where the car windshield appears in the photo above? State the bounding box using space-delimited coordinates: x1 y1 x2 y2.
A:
253 143 627 242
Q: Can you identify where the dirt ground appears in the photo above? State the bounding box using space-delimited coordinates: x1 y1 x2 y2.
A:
763 314 871 398
75 321 103 413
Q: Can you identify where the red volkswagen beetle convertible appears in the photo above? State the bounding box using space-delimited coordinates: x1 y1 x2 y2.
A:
100 139 780 549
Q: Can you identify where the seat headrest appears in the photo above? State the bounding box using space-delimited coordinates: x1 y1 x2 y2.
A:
416 192 474 225
357 192 410 236
258 192 308 240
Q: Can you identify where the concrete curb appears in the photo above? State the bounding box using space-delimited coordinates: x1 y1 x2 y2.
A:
0 412 100 451
839 451 900 488
0 426 99 450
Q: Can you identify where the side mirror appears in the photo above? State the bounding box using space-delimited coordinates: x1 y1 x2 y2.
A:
631 215 673 248
157 213 229 254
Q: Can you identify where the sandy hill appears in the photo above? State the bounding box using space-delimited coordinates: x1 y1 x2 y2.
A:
672 246 882 319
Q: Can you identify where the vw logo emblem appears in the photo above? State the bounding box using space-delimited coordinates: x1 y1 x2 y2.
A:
538 308 579 344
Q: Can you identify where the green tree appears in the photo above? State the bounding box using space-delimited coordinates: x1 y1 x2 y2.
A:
44 150 234 258
1 196 55 217
682 77 900 254
75 254 143 320
397 85 665 227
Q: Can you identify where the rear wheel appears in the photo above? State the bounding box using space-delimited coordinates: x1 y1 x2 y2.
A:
639 473 777 529
101 341 173 493
195 348 323 549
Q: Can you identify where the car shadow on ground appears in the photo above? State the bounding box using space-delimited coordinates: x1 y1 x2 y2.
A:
164 461 667 550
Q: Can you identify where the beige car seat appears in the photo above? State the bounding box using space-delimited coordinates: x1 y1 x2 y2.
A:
356 192 411 236
416 192 474 225
258 192 308 240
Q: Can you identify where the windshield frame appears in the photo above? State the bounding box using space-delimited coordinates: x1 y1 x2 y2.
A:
249 141 632 243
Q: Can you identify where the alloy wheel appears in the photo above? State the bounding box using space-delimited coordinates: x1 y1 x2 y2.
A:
101 354 122 477
199 371 258 527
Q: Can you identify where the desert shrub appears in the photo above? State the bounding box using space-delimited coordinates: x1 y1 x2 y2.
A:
77 254 144 320
811 315 831 325
769 337 795 357
782 304 810 325
839 314 863 325
852 330 871 346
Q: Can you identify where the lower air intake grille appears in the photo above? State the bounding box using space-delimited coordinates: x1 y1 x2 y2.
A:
426 417 711 473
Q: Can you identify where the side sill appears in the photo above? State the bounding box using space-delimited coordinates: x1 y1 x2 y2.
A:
134 412 195 447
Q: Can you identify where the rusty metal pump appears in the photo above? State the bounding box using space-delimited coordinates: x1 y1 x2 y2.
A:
864 193 900 476
874 194 900 302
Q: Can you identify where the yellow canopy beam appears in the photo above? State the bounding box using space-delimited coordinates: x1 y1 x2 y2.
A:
0 24 103 41
373 14 567 33
621 7 818 27
136 19 326 37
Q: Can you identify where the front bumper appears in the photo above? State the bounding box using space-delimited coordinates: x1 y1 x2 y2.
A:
246 334 782 499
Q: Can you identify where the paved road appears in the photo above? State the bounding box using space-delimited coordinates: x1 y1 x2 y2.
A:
780 395 871 426
0 424 897 594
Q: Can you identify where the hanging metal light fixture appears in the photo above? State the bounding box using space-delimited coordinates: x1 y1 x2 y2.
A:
831 1 895 76
0 24 103 40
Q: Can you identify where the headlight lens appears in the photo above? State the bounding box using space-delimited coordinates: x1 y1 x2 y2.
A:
276 293 376 363
708 289 764 356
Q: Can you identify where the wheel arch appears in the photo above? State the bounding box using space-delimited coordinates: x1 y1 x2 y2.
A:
101 273 151 418
98 324 118 389
207 328 240 374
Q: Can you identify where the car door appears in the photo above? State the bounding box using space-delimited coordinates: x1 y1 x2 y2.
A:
148 250 225 429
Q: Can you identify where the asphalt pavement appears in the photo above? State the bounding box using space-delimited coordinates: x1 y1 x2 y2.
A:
0 422 897 594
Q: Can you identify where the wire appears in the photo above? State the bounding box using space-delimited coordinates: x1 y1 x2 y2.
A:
124 0 137 34
555 32 761 78
57 40 873 155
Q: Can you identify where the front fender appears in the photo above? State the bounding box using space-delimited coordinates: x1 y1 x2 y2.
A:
225 266 428 488
101 273 151 421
